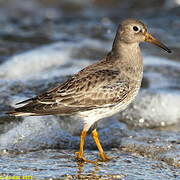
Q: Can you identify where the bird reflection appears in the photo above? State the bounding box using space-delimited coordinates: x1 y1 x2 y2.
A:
76 161 100 179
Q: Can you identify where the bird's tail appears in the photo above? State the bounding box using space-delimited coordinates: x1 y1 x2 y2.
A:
7 111 36 117
7 99 49 117
7 100 72 117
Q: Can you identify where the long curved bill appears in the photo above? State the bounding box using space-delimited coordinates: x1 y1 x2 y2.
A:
144 32 172 53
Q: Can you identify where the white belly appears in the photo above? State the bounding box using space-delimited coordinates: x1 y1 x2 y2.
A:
78 85 140 130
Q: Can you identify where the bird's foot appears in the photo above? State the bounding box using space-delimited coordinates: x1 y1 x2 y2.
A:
75 152 97 164
98 152 112 162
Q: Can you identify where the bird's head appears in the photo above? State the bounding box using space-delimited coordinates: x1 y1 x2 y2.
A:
117 18 171 53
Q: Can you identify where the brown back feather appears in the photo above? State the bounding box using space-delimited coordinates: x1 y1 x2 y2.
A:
9 59 130 116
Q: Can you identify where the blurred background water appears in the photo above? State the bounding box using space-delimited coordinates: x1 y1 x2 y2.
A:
0 0 179 179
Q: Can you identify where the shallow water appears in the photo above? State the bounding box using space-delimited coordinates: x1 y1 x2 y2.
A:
0 0 179 179
0 149 179 180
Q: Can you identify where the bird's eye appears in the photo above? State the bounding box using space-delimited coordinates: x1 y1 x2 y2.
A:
133 26 139 31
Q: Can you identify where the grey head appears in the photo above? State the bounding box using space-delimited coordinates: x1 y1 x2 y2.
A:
113 18 171 53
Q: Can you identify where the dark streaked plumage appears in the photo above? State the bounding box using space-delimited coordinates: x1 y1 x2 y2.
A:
12 64 130 116
8 19 171 163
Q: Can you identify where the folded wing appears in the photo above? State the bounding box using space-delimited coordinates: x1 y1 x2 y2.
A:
8 68 130 116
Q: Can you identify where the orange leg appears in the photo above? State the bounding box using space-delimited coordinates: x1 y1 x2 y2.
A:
92 129 111 161
75 129 97 164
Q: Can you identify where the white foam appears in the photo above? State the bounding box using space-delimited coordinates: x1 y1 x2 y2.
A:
0 116 73 150
143 55 180 89
144 55 180 68
0 38 107 81
138 89 180 125
121 89 180 126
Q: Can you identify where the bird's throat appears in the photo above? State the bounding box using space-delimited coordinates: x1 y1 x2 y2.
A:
110 42 143 81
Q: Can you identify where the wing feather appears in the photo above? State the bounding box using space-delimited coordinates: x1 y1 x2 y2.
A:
9 64 130 116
